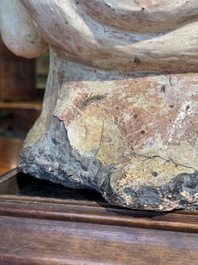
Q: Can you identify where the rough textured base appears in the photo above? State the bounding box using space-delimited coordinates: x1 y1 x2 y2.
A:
2 0 198 212
20 116 198 211
20 117 114 191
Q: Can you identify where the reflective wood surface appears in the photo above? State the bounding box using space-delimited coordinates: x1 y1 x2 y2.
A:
0 165 197 264
0 137 23 176
0 193 198 265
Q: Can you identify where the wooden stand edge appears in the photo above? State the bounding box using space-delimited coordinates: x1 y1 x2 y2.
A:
0 169 197 264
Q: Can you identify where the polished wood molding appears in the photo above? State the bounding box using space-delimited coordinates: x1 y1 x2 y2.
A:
0 170 197 264
0 102 42 111
0 194 198 233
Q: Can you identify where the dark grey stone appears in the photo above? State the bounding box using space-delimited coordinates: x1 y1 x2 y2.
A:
19 116 198 211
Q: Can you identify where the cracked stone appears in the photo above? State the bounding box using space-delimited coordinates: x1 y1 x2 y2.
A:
1 0 198 211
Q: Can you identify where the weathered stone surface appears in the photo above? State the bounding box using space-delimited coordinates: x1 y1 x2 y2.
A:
20 115 198 211
1 0 198 211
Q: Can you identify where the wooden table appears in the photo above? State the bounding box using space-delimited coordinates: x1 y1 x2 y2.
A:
0 137 23 176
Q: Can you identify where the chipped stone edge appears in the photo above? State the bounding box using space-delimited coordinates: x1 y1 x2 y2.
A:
19 116 198 212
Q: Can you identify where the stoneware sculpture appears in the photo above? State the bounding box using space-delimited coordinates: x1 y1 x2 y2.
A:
1 0 198 211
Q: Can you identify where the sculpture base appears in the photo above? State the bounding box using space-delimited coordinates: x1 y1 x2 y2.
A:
20 61 198 211
0 169 198 264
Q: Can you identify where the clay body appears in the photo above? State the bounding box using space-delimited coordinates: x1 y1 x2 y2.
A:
1 0 198 211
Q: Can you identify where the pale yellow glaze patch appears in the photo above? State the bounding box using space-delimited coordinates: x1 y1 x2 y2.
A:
67 105 124 165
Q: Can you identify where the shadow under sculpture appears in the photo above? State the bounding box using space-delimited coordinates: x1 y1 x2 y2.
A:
1 0 198 211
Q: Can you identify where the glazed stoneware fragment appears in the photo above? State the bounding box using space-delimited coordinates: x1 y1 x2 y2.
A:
1 0 198 211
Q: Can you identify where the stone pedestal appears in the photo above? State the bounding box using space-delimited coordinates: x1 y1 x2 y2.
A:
19 55 198 211
1 0 198 211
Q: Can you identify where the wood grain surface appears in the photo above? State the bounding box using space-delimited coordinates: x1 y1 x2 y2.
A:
0 195 198 233
0 163 197 264
0 214 197 265
0 192 197 264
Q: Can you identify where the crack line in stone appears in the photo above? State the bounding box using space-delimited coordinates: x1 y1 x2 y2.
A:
95 120 105 158
130 150 197 172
